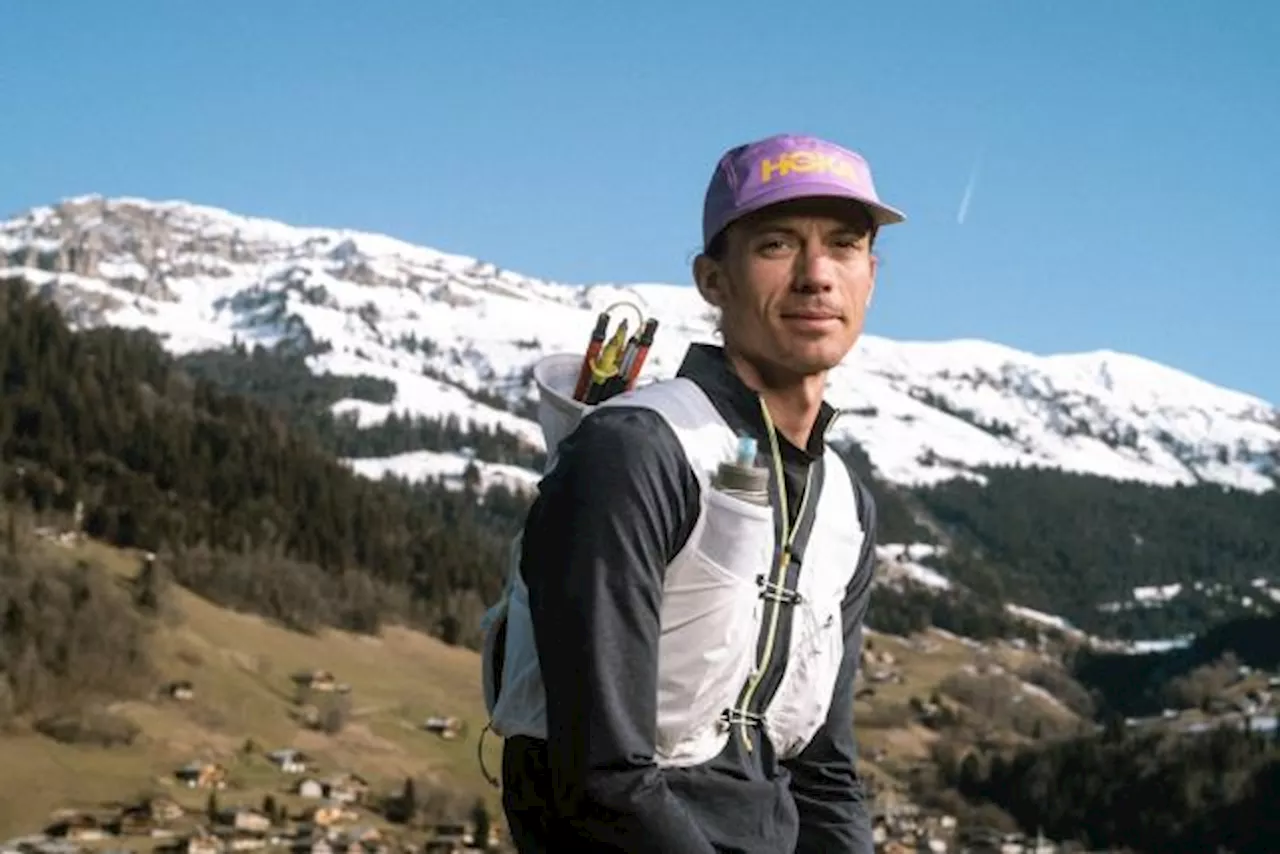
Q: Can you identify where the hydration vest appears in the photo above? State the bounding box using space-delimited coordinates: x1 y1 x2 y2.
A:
480 358 869 768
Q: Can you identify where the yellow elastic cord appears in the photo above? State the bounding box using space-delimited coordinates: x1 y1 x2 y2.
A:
732 397 812 753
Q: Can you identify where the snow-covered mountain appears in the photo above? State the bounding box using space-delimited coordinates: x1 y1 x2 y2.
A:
4 194 1278 494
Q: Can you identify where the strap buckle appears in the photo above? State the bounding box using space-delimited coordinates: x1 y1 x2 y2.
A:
756 575 803 605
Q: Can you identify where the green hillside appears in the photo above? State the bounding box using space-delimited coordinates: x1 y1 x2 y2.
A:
0 520 502 842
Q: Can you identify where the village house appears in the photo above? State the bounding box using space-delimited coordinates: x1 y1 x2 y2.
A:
289 827 390 854
863 648 897 668
116 807 160 837
296 777 327 800
1 835 50 854
179 831 223 854
291 669 349 694
165 680 196 701
428 823 475 850
323 773 370 805
333 839 391 854
955 825 1059 853
348 827 384 845
219 809 271 834
22 842 82 854
871 802 964 854
304 804 360 828
116 794 187 835
267 748 311 774
421 842 480 854
175 762 229 789
32 524 83 548
147 796 187 823
867 667 902 684
212 822 292 854
421 716 463 740
45 813 110 843
218 832 268 852
311 830 395 854
292 773 369 805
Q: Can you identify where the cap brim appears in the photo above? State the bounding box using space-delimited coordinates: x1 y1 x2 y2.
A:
713 180 906 243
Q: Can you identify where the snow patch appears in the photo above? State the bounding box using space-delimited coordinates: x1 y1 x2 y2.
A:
4 195 1277 496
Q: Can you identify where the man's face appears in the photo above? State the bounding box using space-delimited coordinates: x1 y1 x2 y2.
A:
694 197 879 382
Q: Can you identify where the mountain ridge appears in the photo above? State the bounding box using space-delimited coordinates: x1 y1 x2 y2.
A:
3 252 1277 644
3 194 1277 495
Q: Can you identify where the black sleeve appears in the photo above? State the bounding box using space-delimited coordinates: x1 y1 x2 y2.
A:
520 406 716 854
783 478 878 854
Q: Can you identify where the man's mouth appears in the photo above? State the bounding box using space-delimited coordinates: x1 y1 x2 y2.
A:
781 310 842 322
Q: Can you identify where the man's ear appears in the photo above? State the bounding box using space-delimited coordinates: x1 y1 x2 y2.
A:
693 254 727 310
866 256 879 308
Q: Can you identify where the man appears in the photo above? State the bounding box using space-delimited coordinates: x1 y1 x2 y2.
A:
489 133 906 853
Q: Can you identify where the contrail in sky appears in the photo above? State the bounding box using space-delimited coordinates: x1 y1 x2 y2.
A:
957 147 984 225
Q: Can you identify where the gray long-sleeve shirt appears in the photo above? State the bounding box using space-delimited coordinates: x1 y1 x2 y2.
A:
502 344 877 854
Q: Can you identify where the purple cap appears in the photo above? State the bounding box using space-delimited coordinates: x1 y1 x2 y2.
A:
702 133 905 247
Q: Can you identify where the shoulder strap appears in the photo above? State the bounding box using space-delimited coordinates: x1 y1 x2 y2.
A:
825 444 877 576
596 377 737 487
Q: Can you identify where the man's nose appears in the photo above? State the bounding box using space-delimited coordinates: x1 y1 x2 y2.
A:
793 240 836 292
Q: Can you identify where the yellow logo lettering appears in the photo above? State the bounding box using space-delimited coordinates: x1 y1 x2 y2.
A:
789 151 818 173
760 156 785 182
760 150 858 183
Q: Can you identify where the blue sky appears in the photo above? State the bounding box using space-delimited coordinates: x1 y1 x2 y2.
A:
3 1 1278 402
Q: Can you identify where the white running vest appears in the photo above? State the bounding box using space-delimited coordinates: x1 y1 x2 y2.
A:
482 377 867 766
